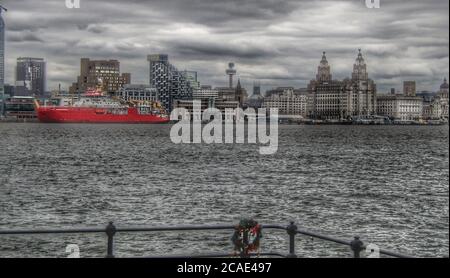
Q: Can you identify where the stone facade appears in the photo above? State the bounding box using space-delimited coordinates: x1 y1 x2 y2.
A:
377 95 423 121
308 50 376 120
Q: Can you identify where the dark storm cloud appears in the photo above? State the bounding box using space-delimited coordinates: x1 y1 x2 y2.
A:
1 0 448 92
7 32 45 43
170 39 277 59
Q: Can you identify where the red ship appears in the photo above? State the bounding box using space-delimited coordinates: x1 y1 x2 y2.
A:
35 87 170 124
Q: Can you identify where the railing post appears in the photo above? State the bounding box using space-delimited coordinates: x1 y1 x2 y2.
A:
286 221 298 258
241 228 249 258
106 221 116 258
350 236 364 258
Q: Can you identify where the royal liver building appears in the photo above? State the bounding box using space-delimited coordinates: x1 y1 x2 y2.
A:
345 49 377 117
308 50 377 120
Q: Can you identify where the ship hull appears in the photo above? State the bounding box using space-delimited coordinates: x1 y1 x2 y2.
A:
37 107 170 124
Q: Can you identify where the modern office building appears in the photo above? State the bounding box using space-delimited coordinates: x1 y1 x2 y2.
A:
147 54 193 112
173 98 240 116
15 57 47 97
403 81 417 97
193 86 219 100
181 70 200 90
69 58 131 94
117 84 159 103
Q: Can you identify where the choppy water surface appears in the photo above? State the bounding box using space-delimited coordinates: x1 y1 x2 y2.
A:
0 123 448 257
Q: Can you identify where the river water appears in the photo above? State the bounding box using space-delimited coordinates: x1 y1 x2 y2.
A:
0 123 448 257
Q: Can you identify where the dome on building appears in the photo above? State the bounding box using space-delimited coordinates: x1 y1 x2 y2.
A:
316 52 332 82
440 78 449 90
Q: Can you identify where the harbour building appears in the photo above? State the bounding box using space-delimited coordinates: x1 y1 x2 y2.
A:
344 49 377 118
263 87 308 117
424 78 449 120
308 50 377 120
308 52 347 120
377 95 423 121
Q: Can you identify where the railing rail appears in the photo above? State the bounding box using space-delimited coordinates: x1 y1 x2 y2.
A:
0 221 414 258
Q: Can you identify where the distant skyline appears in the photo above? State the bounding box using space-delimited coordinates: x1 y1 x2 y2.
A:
1 0 449 93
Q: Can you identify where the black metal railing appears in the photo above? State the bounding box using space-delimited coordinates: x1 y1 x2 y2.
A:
0 221 414 258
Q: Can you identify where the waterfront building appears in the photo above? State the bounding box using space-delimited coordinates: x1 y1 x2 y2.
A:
377 94 423 121
403 81 417 97
437 78 449 120
344 49 377 117
422 99 442 120
420 78 449 121
15 57 47 97
308 50 377 120
308 52 347 120
117 84 159 103
147 54 193 112
173 98 239 116
192 86 218 109
69 58 131 94
263 87 308 117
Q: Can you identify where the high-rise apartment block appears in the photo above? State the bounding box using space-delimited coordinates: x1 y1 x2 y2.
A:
15 57 47 97
147 54 193 112
69 58 131 94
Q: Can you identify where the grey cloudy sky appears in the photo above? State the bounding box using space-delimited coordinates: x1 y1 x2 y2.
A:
1 0 449 93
